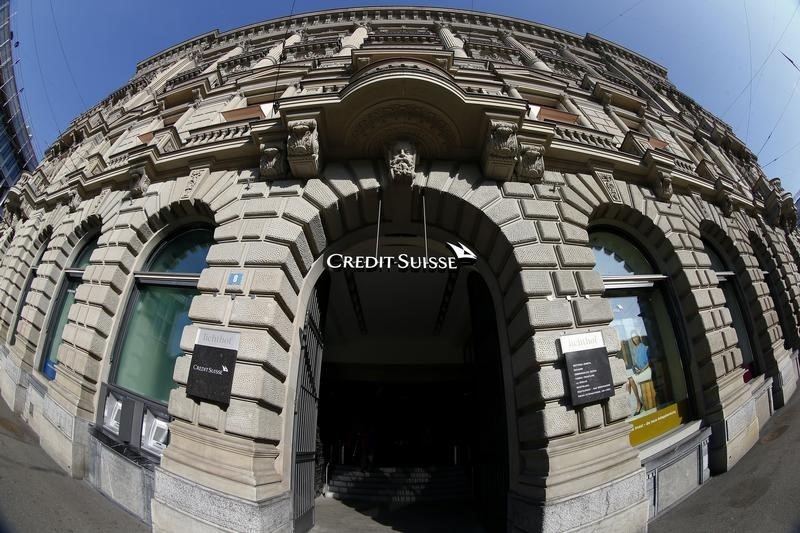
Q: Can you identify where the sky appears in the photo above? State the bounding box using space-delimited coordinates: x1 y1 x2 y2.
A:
10 0 800 193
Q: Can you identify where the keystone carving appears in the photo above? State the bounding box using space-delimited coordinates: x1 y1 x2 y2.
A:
514 144 545 183
385 139 418 186
481 120 519 181
714 178 735 217
259 141 286 180
129 167 150 198
287 119 318 156
649 167 673 202
487 121 518 158
67 191 82 213
286 119 321 179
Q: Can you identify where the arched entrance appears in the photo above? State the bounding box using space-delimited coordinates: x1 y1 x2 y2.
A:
291 230 510 532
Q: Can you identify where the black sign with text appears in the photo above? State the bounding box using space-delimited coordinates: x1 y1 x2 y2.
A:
186 329 239 405
564 347 614 406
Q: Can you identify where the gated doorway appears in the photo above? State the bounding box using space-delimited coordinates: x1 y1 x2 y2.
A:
291 237 509 532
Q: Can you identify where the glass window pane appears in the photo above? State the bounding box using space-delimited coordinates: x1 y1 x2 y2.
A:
72 236 100 270
41 279 78 380
704 244 728 273
147 228 213 274
608 288 689 445
589 231 654 276
114 285 196 403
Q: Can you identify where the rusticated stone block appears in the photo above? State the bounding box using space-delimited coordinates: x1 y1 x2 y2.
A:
576 270 604 295
536 220 561 242
197 401 222 429
168 387 196 423
188 294 227 324
557 244 596 267
553 271 578 296
579 404 604 430
518 405 577 441
206 242 244 266
604 390 632 422
228 296 292 347
249 268 298 316
502 182 535 198
573 298 614 326
224 399 282 441
521 199 560 220
513 243 558 268
231 363 286 408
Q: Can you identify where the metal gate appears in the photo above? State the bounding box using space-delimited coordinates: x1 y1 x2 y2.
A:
292 281 326 532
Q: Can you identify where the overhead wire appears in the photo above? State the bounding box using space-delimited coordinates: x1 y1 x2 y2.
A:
743 0 753 142
270 0 298 116
29 1 81 174
756 74 800 157
721 2 799 118
762 137 800 169
593 0 649 34
48 0 86 108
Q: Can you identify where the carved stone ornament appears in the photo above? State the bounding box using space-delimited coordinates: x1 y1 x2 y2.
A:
287 119 319 157
385 139 418 186
129 167 150 198
710 178 733 217
181 168 204 200
514 144 545 183
594 169 623 204
656 170 673 202
487 120 519 158
68 191 82 213
286 119 321 179
781 199 798 233
481 120 519 181
259 141 286 180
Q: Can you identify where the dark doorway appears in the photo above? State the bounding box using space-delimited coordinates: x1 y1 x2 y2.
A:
293 238 509 532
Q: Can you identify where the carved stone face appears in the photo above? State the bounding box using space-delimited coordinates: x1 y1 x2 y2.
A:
386 140 418 185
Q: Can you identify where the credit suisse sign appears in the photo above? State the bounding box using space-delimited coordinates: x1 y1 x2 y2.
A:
326 242 477 272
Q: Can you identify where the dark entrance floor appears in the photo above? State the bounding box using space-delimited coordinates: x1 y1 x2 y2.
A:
313 497 488 533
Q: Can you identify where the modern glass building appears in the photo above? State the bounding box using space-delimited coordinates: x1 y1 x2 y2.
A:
0 7 798 532
0 0 37 207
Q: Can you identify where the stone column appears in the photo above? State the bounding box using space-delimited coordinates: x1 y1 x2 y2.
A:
254 33 303 68
561 95 593 129
336 23 369 56
499 31 552 72
556 42 601 78
600 94 630 134
435 22 468 58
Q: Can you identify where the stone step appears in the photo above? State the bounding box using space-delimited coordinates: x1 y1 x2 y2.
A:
324 490 471 503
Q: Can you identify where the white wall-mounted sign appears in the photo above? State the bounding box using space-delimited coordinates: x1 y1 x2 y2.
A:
326 241 477 272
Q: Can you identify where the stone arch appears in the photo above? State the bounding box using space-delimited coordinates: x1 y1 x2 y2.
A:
154 163 648 533
0 208 63 344
697 219 785 381
14 200 108 370
557 169 754 473
749 228 800 349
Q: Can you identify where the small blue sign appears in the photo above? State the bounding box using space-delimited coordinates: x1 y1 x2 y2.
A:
228 272 244 286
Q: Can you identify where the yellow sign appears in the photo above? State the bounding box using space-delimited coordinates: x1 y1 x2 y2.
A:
629 401 689 446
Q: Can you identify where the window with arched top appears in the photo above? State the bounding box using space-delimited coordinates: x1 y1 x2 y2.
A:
99 226 213 459
40 234 100 380
703 240 758 381
590 229 690 446
9 231 52 346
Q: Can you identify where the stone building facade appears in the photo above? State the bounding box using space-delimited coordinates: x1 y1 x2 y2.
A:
0 7 798 533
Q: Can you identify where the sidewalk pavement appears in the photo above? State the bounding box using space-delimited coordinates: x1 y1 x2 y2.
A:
0 398 147 533
1 386 799 532
650 391 800 533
